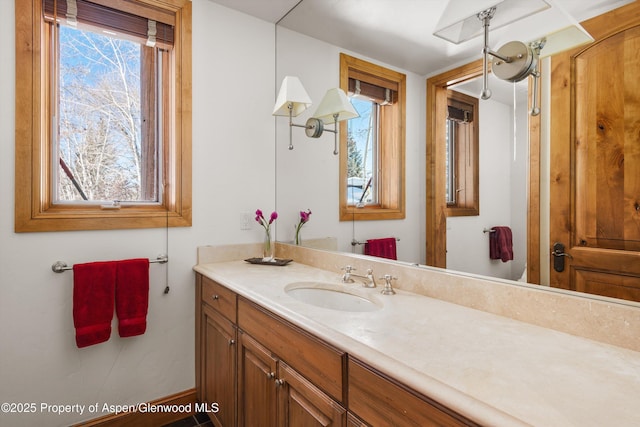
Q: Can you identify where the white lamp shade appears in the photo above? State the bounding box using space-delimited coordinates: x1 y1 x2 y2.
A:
434 0 551 44
537 24 593 58
272 76 312 117
311 88 359 124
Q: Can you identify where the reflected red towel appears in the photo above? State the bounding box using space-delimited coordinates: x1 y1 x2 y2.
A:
364 238 397 260
489 226 513 262
73 261 116 348
116 258 150 338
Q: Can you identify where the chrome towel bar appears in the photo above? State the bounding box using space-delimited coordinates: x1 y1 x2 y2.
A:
351 238 400 246
51 254 168 273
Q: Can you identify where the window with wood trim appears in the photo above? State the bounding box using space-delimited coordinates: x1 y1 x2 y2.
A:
445 90 479 216
339 53 405 221
15 0 192 232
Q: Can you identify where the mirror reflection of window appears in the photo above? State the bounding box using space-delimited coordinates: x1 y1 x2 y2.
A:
347 98 377 206
339 53 405 221
445 90 479 216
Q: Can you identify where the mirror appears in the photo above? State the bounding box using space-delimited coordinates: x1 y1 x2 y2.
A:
274 24 530 282
273 0 640 309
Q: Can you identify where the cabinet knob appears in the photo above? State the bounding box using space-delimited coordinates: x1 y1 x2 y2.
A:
267 372 275 379
229 339 235 345
212 295 219 300
275 379 285 387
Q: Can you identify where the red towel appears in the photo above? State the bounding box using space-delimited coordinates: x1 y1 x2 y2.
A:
73 261 117 348
489 226 513 262
116 258 150 338
364 238 397 260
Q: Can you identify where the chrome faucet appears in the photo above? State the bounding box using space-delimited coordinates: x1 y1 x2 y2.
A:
379 274 397 295
341 265 376 288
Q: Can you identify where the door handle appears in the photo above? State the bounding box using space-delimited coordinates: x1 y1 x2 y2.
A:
551 242 572 272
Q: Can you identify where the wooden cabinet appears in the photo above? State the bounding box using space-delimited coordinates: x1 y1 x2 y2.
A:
237 331 346 427
196 273 472 427
237 331 277 427
237 298 346 427
278 360 346 427
237 297 345 404
348 358 477 427
202 306 236 427
196 275 238 427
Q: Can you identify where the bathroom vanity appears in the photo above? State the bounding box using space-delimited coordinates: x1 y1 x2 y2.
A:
194 243 640 426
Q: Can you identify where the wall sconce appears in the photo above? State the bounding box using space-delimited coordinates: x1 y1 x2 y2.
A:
272 76 313 151
433 0 593 116
305 88 359 155
273 78 358 155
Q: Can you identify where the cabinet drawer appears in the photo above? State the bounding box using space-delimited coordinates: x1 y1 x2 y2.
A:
201 276 237 322
348 358 478 427
238 297 346 404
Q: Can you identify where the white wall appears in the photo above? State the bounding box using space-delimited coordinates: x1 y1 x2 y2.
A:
446 99 512 279
0 2 276 426
445 90 529 281
274 28 426 264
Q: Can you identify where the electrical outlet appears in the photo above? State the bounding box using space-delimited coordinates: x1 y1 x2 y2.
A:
240 211 252 230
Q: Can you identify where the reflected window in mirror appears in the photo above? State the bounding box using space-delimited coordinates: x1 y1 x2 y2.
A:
347 97 378 206
339 53 405 221
445 90 479 217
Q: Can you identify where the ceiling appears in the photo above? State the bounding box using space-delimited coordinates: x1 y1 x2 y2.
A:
206 0 633 76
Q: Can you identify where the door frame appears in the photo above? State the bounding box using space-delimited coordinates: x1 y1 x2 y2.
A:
425 60 542 284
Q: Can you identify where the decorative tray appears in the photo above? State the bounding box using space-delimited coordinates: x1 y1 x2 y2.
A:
244 258 293 266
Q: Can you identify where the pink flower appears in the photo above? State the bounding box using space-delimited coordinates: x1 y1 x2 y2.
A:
299 209 312 224
294 209 312 245
255 209 277 231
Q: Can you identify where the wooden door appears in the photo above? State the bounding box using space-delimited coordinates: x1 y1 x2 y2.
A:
238 331 278 427
202 305 237 427
277 361 346 427
549 2 640 302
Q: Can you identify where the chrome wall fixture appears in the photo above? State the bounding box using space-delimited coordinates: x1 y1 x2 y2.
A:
273 77 358 155
477 7 545 115
434 0 593 116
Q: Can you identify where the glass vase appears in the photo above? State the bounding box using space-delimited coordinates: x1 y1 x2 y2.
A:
263 229 274 261
294 225 302 246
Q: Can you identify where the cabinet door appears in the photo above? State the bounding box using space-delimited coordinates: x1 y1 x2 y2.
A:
238 332 278 427
277 361 346 427
202 305 237 427
347 413 369 427
348 358 476 427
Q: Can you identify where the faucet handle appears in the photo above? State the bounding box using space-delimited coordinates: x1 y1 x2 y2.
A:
341 265 355 283
342 265 355 273
379 274 397 295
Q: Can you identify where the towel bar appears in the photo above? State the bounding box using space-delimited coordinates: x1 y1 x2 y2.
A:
351 238 400 246
483 228 496 234
51 254 168 273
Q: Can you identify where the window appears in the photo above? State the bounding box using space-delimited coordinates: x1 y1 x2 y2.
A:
15 0 192 232
339 53 405 221
445 90 479 216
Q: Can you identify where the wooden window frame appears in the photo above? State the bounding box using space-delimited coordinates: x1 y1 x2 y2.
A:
339 53 406 221
14 0 192 232
445 89 479 216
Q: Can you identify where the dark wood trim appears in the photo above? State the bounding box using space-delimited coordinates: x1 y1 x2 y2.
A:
72 389 197 427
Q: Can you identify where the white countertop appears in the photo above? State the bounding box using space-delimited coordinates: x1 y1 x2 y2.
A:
195 260 640 427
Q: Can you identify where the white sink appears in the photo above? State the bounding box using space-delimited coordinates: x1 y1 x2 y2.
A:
285 282 382 312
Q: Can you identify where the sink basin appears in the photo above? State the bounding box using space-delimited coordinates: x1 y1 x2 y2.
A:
285 282 382 312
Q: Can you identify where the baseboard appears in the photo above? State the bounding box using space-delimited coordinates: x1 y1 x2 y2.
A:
73 389 197 427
